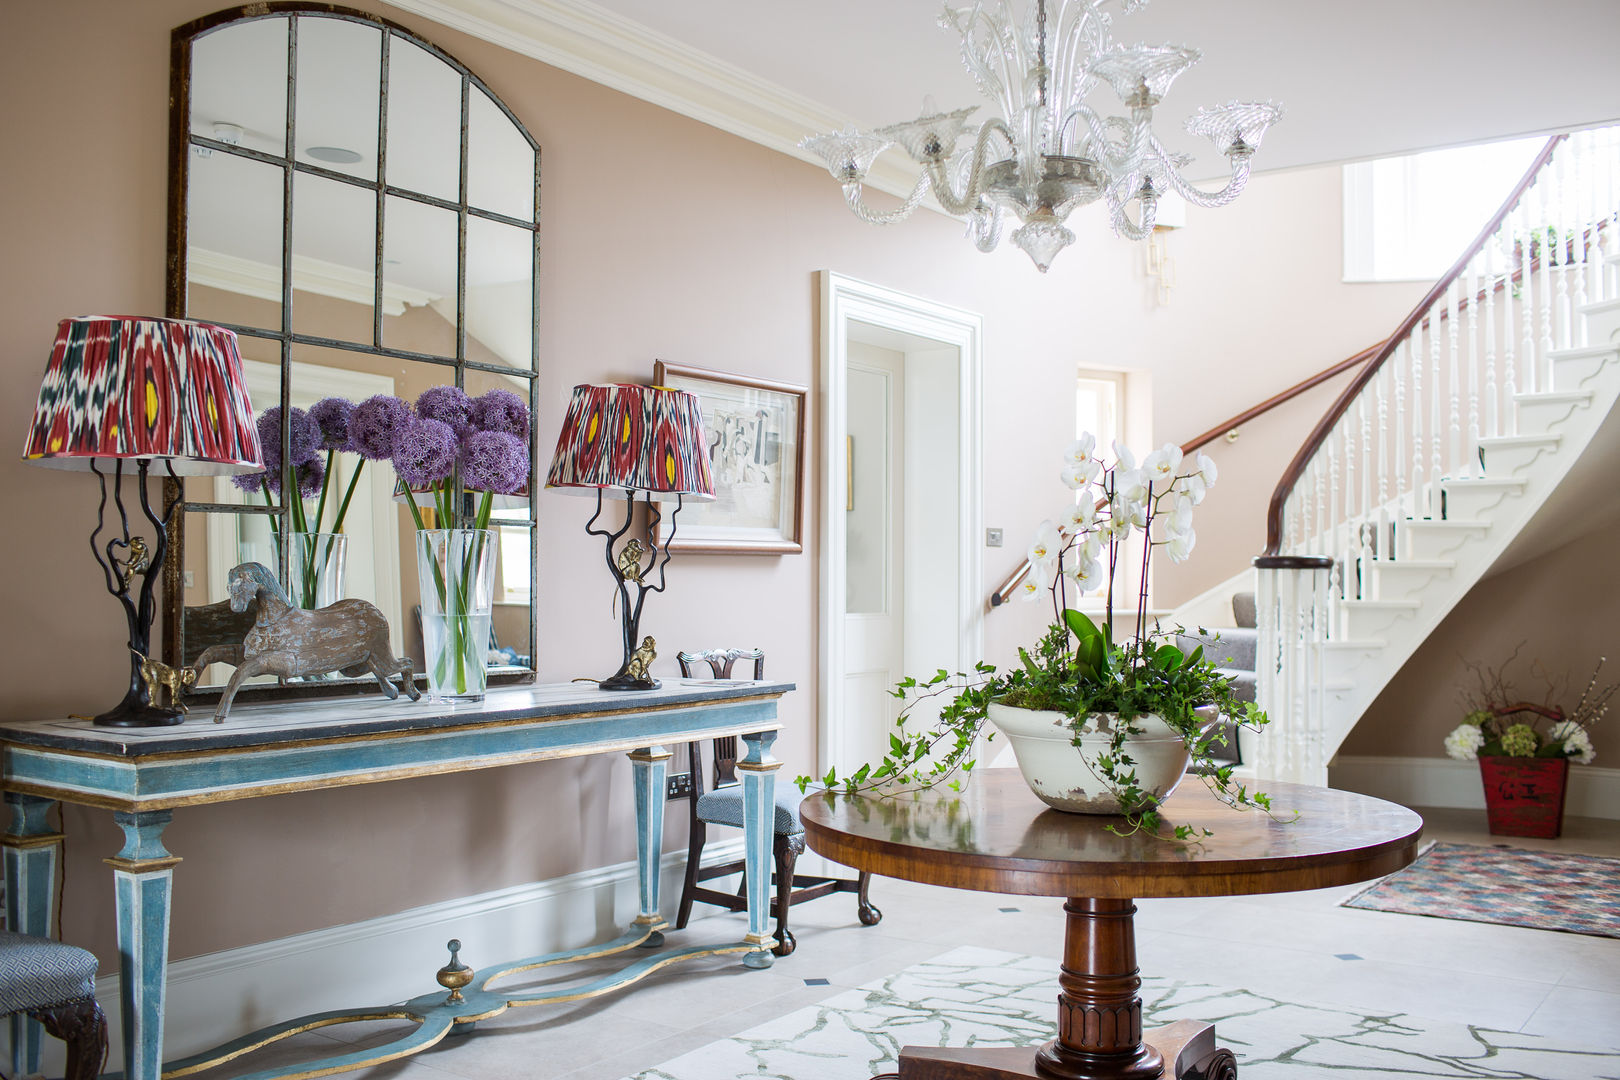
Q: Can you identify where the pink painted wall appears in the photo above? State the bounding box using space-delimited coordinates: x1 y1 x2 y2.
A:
1 0 1424 967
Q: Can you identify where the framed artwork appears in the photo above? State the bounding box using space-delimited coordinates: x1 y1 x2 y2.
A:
653 361 806 554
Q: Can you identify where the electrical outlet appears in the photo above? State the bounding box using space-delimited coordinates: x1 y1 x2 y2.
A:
666 773 693 800
986 528 1004 547
184 571 195 588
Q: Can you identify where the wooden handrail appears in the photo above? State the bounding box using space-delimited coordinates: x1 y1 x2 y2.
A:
987 338 1387 608
1260 134 1566 556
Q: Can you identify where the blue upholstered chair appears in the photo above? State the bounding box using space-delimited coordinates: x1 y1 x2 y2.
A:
0 930 107 1080
672 648 881 956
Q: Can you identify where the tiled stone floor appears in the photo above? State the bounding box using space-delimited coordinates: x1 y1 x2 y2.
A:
191 808 1620 1080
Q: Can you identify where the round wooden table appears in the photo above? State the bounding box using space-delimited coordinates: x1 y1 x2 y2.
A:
800 770 1423 1080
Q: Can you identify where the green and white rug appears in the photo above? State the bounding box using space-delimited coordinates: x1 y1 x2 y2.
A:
628 946 1620 1080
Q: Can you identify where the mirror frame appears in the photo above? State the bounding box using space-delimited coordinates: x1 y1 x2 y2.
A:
162 2 542 700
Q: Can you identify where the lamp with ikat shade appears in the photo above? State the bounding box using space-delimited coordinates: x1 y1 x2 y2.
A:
546 382 713 691
21 316 261 726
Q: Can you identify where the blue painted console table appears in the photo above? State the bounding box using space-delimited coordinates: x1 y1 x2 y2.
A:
0 680 792 1080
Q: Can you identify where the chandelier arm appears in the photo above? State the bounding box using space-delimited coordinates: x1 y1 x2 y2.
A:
927 117 1017 216
842 174 930 225
1105 187 1157 241
968 204 1005 252
1154 139 1254 209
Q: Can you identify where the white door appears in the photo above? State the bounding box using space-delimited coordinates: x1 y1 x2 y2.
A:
842 345 905 770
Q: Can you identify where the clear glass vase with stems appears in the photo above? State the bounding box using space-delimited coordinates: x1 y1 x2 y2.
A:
416 529 496 702
288 531 347 610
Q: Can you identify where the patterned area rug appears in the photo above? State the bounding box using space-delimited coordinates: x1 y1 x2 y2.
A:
626 947 1620 1080
1343 841 1620 938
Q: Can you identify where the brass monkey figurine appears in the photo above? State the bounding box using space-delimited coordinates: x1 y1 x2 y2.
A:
134 649 198 714
616 538 647 584
622 636 657 681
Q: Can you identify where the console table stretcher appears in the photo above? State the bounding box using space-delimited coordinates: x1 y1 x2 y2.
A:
0 681 793 1080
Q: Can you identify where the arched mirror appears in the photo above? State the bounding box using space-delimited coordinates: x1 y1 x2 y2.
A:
163 4 541 697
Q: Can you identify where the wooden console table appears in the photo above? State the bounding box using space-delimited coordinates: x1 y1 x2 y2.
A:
0 680 793 1080
801 770 1423 1080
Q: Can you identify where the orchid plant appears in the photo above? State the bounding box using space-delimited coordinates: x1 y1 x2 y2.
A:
804 434 1279 841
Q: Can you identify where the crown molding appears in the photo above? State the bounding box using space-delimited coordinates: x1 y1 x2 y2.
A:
383 0 929 204
187 248 441 316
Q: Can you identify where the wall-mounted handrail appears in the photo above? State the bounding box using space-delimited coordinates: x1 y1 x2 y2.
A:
1260 134 1566 556
988 338 1386 608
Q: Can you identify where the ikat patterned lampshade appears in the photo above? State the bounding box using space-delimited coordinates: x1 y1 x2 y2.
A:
21 315 261 475
546 383 714 501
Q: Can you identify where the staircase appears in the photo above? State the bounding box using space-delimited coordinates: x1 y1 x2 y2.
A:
1177 592 1258 770
1179 126 1620 786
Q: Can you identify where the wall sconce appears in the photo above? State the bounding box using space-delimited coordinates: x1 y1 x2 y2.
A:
1145 192 1187 305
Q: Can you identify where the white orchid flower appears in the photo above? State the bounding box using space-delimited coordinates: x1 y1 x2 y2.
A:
1179 472 1208 506
1065 557 1106 591
1060 498 1096 533
1196 451 1218 486
1112 440 1136 471
1113 468 1148 505
1165 527 1197 563
1079 532 1104 563
1113 499 1146 531
1063 433 1098 467
1018 558 1052 601
1142 443 1183 493
1028 519 1062 565
1060 458 1102 490
1168 494 1194 538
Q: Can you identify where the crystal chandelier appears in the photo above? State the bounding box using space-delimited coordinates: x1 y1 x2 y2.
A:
801 0 1281 272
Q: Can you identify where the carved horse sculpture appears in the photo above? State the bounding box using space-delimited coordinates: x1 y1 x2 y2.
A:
214 562 421 722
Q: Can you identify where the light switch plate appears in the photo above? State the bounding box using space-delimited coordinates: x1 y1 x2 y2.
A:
986 528 1004 547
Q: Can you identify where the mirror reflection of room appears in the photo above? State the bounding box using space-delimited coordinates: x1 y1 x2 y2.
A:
175 10 539 691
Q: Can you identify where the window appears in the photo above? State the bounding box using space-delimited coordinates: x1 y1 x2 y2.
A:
497 524 532 605
1343 136 1545 282
1076 369 1123 450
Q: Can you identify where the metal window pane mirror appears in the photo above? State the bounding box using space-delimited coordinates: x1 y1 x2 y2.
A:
164 4 541 702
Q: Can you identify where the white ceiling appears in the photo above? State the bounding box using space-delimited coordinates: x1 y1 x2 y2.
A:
412 0 1620 180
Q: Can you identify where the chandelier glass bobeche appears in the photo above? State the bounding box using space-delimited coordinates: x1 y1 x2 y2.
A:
800 0 1281 272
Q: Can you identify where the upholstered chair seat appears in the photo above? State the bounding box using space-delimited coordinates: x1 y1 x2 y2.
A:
0 930 108 1080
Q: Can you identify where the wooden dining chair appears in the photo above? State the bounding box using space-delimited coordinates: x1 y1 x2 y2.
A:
0 930 108 1080
673 648 881 956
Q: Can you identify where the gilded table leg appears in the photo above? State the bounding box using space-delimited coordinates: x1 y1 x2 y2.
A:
4 792 62 1076
737 731 780 969
109 810 180 1080
629 746 673 947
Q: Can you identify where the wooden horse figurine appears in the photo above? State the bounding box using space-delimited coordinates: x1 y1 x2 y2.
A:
214 562 421 722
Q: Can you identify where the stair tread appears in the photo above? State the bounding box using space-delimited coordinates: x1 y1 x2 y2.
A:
1341 598 1421 610
1478 433 1561 447
1372 558 1455 570
1442 477 1525 490
1548 342 1620 359
1514 389 1593 405
1323 638 1385 650
1400 518 1488 529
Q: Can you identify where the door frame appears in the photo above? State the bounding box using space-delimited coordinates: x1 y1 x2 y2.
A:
817 271 984 774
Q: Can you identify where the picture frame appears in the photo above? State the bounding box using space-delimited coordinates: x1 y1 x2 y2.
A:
653 361 806 555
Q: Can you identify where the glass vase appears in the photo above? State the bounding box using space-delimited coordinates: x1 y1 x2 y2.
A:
289 532 347 611
417 529 496 703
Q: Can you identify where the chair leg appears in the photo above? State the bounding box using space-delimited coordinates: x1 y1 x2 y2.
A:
856 870 883 926
772 833 805 957
32 998 108 1080
676 818 707 930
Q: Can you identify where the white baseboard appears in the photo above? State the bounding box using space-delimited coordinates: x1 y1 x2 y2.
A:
16 838 746 1075
1330 755 1620 819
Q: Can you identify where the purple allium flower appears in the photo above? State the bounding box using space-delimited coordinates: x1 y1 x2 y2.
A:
461 430 530 494
231 470 269 495
391 417 458 487
255 406 321 472
415 385 474 437
309 397 355 452
469 389 530 441
350 395 411 461
296 455 325 498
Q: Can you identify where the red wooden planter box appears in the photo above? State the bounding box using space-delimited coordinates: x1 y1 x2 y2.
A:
1478 756 1569 838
